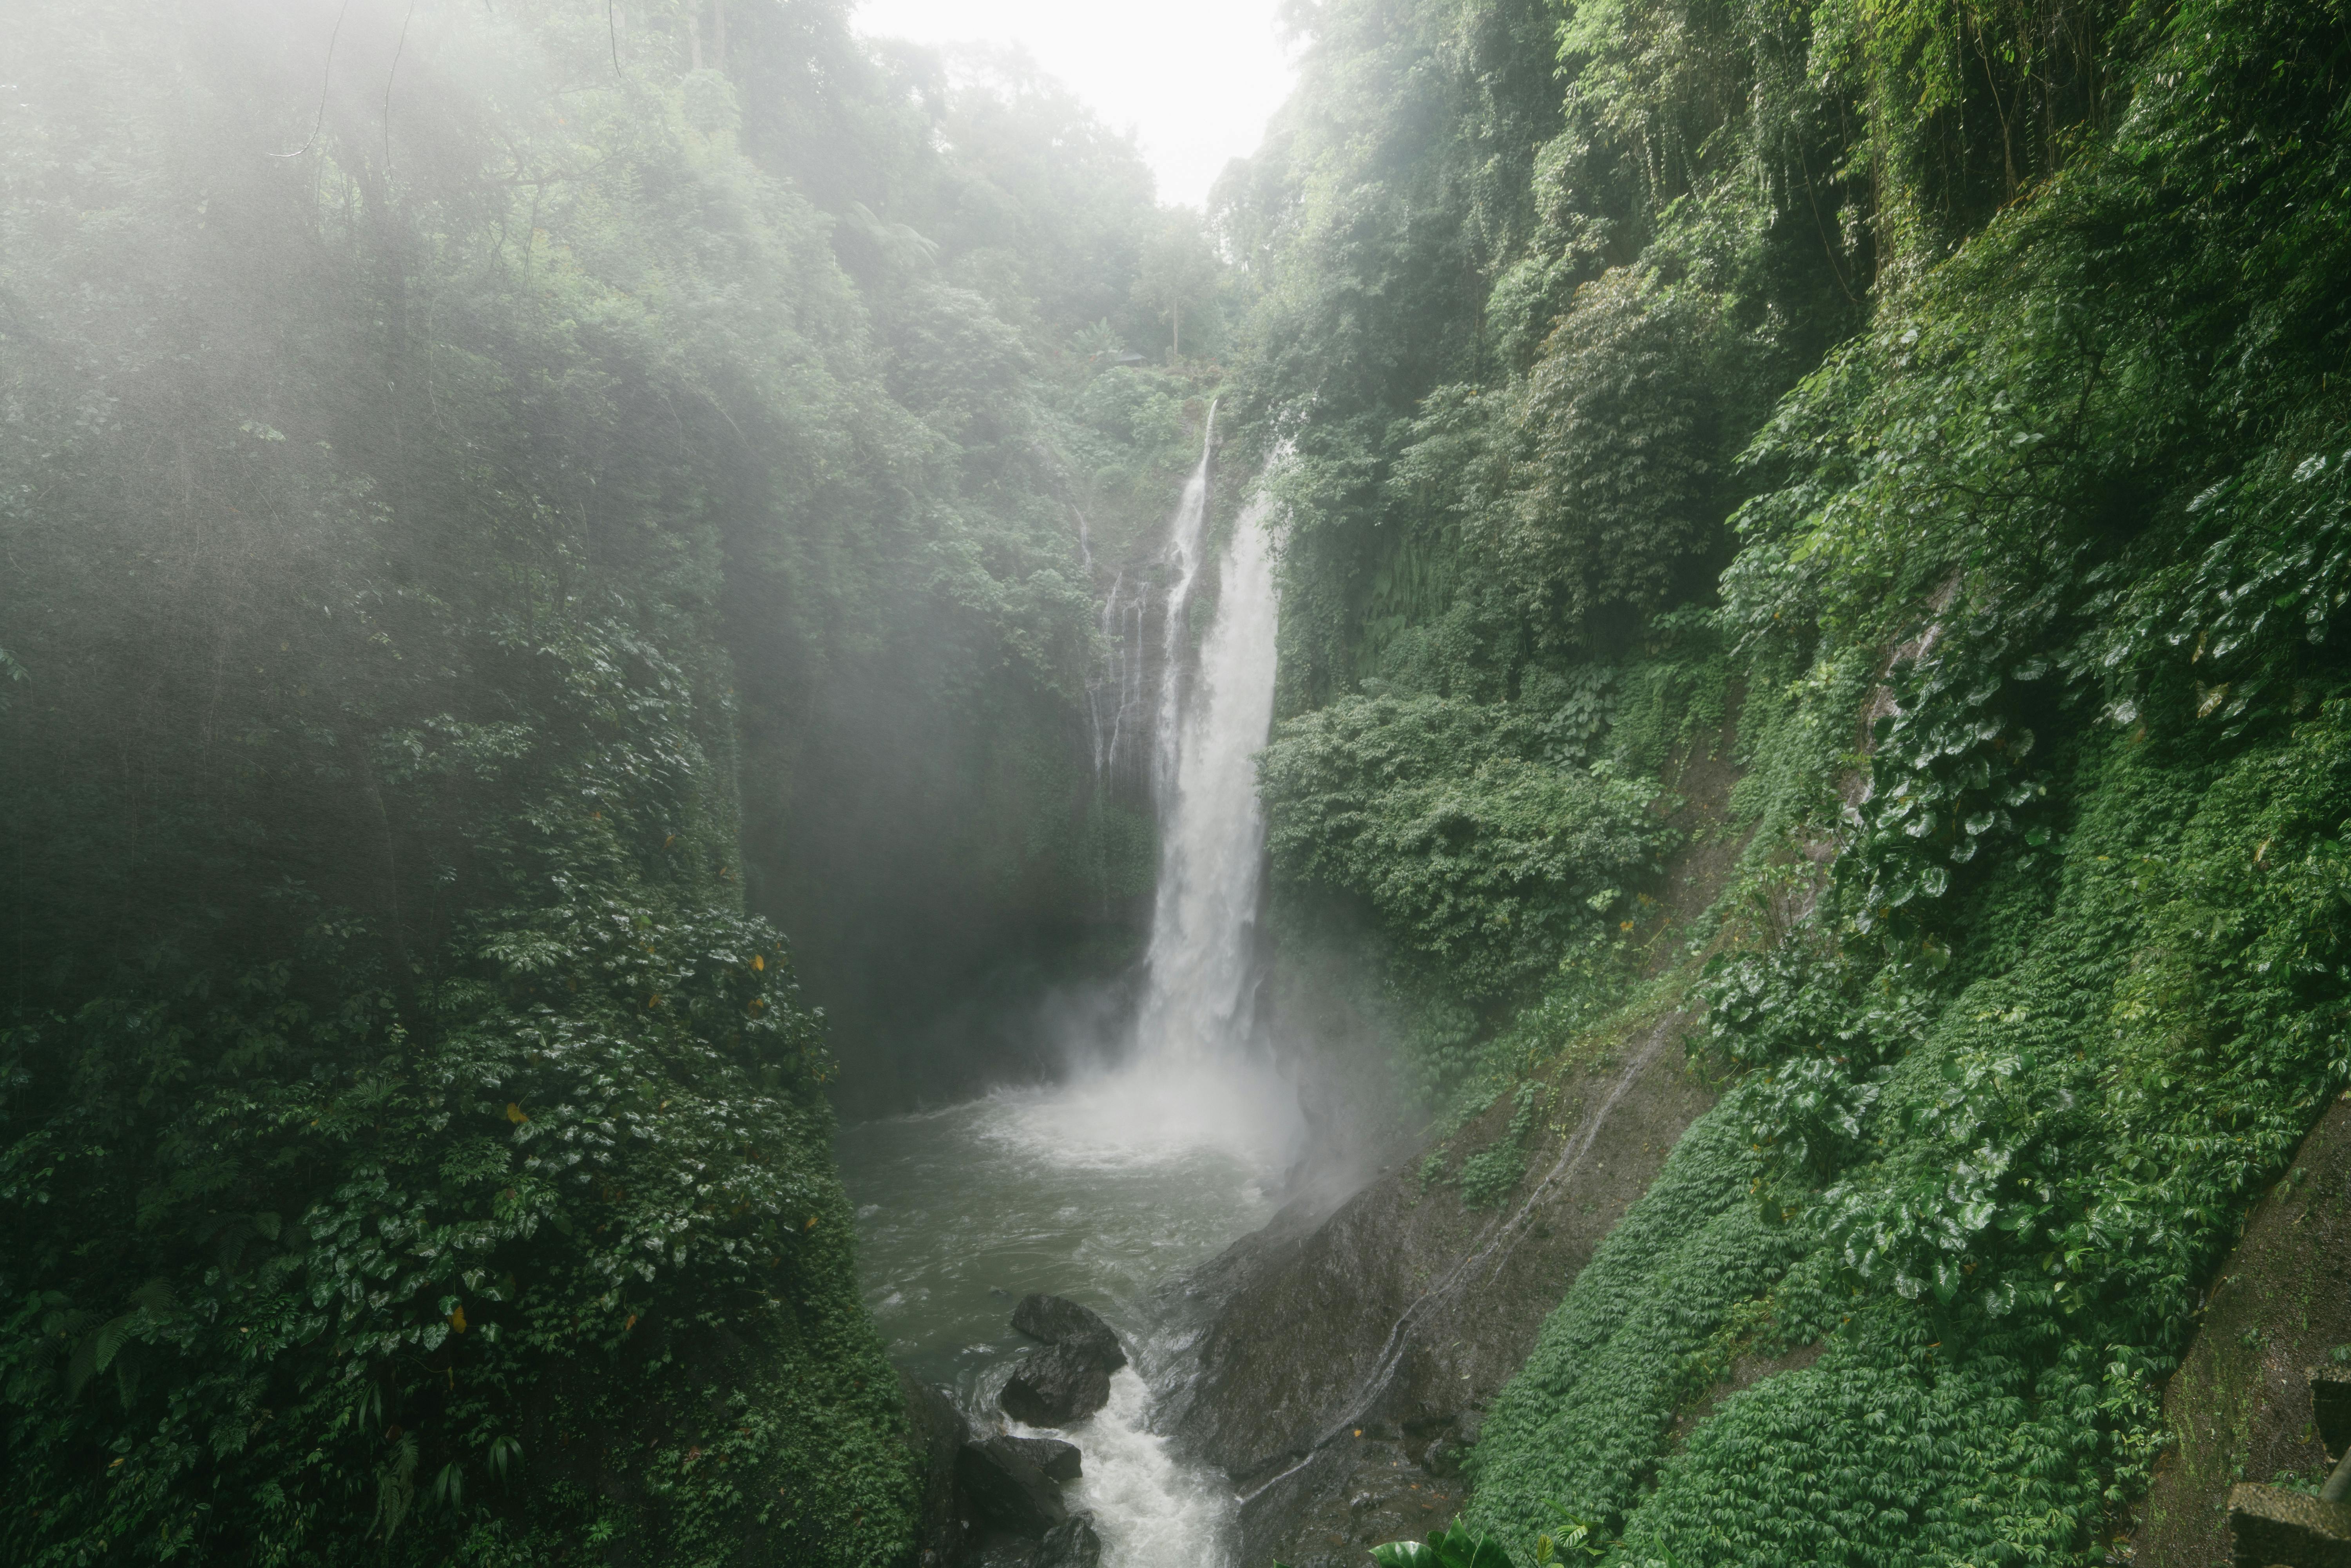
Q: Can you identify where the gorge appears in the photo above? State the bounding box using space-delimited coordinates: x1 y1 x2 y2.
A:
7 3 2351 1568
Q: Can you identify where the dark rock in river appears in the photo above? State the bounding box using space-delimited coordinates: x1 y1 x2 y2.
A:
971 1513 1100 1568
999 1434 1082 1482
973 1538 1038 1568
1011 1293 1127 1372
899 1368 977 1566
1038 1513 1103 1568
998 1343 1112 1427
956 1436 1069 1534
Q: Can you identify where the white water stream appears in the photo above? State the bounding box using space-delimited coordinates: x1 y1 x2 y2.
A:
838 419 1296 1567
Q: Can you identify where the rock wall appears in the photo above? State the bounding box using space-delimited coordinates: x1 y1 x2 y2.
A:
1160 1017 1716 1568
2134 1095 2351 1566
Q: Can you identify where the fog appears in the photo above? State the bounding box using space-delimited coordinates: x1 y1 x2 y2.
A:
852 0 1297 206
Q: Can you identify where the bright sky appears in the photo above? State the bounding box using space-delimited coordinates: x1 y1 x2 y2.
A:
851 0 1297 209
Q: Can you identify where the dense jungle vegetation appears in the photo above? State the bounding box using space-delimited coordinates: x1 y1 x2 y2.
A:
0 1 1226 1561
9 0 2351 1563
1223 0 2351 1563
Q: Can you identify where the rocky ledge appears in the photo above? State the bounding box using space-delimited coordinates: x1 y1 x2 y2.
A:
901 1372 1102 1568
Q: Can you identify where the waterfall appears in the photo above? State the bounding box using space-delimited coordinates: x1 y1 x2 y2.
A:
1132 480 1281 1066
841 433 1297 1568
1084 405 1218 797
1150 405 1219 799
1063 414 1298 1153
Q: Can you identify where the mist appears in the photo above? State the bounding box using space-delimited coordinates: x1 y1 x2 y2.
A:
13 3 2348 1567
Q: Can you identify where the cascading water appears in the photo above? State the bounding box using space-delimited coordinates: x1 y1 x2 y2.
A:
1117 476 1296 1143
1087 570 1151 789
837 418 1298 1568
1151 406 1219 796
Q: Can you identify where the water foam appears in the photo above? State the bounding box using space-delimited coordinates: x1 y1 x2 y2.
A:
1011 1370 1238 1568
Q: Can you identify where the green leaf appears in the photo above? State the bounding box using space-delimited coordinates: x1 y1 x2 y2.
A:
1428 1524 1517 1568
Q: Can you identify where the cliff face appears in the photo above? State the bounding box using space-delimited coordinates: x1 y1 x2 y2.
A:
1166 1021 1715 1568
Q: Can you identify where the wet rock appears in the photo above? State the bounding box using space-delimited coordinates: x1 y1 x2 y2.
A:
899 1368 976 1567
2314 1366 2351 1459
2133 1099 2351 1566
1011 1294 1128 1372
1161 1010 1715 1568
956 1436 1070 1535
999 1343 1112 1427
1038 1513 1103 1568
1000 1434 1082 1483
973 1537 1039 1568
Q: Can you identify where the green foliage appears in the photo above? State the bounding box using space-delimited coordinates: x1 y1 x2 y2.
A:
0 0 1218 1558
1370 1521 1518 1568
1485 269 1727 641
1444 1081 1552 1209
1235 0 2351 1563
1258 694 1670 1009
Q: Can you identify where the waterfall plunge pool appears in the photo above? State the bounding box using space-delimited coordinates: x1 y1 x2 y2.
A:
836 1055 1300 1568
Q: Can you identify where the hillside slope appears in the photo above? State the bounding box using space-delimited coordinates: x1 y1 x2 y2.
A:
1217 1 2351 1562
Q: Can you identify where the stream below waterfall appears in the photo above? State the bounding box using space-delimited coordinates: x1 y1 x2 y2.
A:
837 422 1296 1567
835 1060 1293 1566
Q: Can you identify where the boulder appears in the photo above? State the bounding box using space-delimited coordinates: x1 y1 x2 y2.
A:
1000 1434 1082 1483
899 1367 976 1567
1011 1294 1128 1373
2227 1482 2351 1566
1038 1513 1103 1568
999 1343 1112 1427
956 1436 1069 1535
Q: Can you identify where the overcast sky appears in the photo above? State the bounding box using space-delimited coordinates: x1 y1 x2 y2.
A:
851 0 1298 208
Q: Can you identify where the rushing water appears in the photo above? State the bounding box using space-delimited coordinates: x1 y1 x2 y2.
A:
1134 478 1283 1069
837 427 1295 1568
836 1081 1286 1565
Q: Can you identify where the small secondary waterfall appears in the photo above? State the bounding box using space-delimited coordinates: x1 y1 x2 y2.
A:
1088 569 1150 785
1151 406 1220 798
1085 403 1218 798
839 422 1296 1568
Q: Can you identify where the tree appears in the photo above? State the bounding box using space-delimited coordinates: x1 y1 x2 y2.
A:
1132 208 1222 359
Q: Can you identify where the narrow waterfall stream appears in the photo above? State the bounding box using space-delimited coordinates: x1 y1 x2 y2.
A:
837 431 1297 1568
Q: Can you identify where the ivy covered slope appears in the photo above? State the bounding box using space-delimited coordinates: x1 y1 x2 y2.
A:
0 1 1194 1563
1222 0 2351 1563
